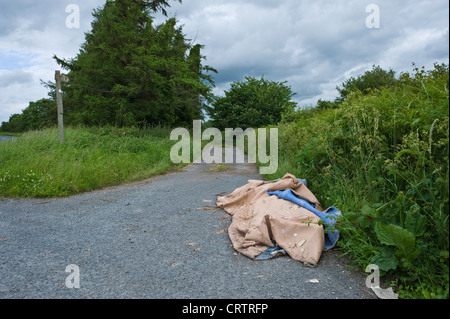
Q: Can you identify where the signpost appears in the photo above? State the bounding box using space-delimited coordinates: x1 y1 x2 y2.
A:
55 70 69 143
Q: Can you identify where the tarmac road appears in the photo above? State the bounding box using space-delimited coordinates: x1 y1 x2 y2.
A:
0 146 376 300
0 136 16 143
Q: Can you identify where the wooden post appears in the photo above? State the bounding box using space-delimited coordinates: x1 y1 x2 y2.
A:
55 70 67 144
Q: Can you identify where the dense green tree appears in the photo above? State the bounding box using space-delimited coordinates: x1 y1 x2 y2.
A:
314 65 398 111
54 0 216 127
206 76 297 129
0 99 57 132
316 99 340 110
336 65 397 102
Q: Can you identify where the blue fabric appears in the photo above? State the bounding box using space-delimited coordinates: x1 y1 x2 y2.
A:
266 189 341 249
254 246 287 260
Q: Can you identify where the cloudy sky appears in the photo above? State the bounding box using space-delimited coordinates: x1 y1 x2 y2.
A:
0 0 448 124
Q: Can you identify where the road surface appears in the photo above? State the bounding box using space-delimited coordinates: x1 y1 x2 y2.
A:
0 145 376 300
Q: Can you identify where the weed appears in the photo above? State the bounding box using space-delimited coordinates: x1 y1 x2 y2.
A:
265 64 449 298
0 126 183 198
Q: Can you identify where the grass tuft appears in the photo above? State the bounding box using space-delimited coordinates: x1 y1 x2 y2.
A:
264 65 449 299
0 126 183 198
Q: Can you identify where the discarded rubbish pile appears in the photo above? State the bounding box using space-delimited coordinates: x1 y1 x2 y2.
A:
217 173 341 266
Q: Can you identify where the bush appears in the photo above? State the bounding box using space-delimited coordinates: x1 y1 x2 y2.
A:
0 99 56 133
268 63 449 298
206 76 297 129
0 126 182 198
336 65 397 102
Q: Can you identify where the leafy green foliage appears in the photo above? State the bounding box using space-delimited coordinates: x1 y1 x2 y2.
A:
0 99 57 133
57 0 216 127
268 63 449 298
0 126 182 197
2 0 215 132
206 76 297 129
140 0 182 17
336 65 397 102
314 65 398 110
375 222 417 257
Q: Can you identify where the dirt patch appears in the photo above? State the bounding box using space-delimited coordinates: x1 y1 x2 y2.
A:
208 163 230 172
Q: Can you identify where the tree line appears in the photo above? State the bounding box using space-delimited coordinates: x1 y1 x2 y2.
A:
2 0 216 132
2 0 443 133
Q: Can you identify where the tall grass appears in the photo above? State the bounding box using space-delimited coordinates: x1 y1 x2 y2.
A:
267 65 449 298
0 126 183 197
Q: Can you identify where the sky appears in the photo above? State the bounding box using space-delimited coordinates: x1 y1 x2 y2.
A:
0 0 448 124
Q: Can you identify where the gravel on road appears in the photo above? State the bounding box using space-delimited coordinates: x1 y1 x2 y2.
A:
0 136 16 143
0 157 376 299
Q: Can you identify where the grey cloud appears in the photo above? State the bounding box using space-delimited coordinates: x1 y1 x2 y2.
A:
0 0 448 124
0 0 56 36
0 69 33 87
0 0 105 37
427 30 450 58
77 0 450 104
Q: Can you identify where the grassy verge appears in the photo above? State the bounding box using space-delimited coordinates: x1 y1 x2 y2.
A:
264 65 449 298
0 126 184 198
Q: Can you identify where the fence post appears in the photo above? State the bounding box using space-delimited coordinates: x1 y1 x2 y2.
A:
55 70 67 144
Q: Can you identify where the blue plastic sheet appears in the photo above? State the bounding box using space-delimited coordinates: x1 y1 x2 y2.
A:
266 188 341 250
